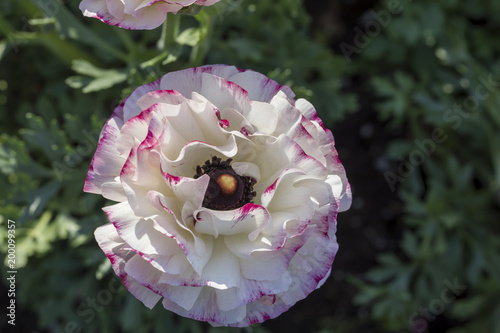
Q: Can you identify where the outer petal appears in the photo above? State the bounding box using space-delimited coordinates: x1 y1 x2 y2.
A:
279 205 338 307
104 202 180 256
228 70 295 103
84 102 127 201
159 65 241 97
94 223 162 308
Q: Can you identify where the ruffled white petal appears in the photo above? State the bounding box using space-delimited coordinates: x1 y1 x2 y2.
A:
94 223 162 308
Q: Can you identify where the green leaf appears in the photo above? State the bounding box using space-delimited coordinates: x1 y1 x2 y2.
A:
0 40 7 61
65 75 93 89
20 180 61 222
71 59 106 77
176 27 202 47
450 295 485 319
0 135 52 177
82 74 128 93
68 59 128 93
401 231 419 258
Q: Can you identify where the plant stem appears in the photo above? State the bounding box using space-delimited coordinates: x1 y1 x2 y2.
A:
158 12 180 51
189 12 214 67
113 27 136 57
40 32 101 66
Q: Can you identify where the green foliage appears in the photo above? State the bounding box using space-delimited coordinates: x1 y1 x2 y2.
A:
349 0 500 332
209 0 358 123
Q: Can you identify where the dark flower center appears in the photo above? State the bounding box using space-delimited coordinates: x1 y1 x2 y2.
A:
194 157 257 211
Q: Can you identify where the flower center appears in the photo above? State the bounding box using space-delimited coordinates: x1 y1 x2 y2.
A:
194 157 257 211
216 174 237 195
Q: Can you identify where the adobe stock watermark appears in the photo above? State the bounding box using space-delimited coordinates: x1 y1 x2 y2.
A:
384 74 500 192
52 127 102 181
401 278 467 333
52 100 120 181
56 277 123 333
5 219 17 326
6 0 61 54
340 0 412 64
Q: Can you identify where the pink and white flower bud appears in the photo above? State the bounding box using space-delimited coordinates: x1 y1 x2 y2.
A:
79 0 222 30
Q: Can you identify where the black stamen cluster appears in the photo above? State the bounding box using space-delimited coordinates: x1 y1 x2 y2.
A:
194 156 232 179
194 157 257 210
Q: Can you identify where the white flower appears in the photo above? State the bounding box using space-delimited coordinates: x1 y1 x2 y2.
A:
79 0 221 30
84 65 351 326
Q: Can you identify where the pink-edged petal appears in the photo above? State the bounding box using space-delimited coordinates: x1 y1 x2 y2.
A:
123 254 169 296
316 267 332 289
84 109 128 201
161 173 207 210
160 285 203 311
296 115 351 211
88 119 124 179
295 98 325 127
261 168 306 207
104 201 180 256
122 78 162 121
169 0 197 6
195 0 222 5
228 70 295 102
287 118 328 166
104 0 126 19
197 73 252 115
80 0 116 22
136 93 229 158
224 230 285 260
227 296 290 327
158 103 207 143
249 134 327 186
193 203 270 239
214 273 290 312
159 65 241 97
238 225 313 282
279 205 338 307
100 180 128 202
244 100 279 134
338 181 352 212
136 89 185 110
255 168 325 244
157 241 242 292
123 0 173 14
159 135 239 177
148 190 214 275
94 223 162 308
267 91 303 135
258 294 277 306
138 251 190 275
162 288 247 324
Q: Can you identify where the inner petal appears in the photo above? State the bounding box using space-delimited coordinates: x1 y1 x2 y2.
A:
193 203 270 238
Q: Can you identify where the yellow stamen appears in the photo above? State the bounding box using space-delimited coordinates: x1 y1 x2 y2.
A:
216 174 237 196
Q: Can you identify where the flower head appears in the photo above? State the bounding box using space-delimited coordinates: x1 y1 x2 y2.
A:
79 0 221 30
85 65 351 326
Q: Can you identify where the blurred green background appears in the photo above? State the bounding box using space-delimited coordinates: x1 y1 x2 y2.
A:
1 0 500 332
